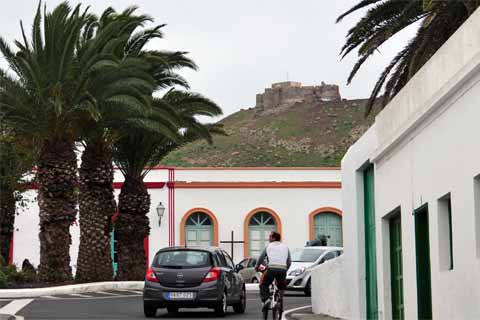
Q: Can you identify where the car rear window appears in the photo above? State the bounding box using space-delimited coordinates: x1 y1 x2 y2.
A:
291 248 325 262
153 250 212 268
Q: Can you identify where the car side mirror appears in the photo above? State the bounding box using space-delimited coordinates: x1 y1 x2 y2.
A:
235 264 244 272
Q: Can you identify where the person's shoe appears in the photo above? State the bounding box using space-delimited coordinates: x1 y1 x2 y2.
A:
262 298 271 311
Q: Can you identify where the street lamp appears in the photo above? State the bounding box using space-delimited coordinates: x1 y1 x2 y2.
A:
156 202 166 226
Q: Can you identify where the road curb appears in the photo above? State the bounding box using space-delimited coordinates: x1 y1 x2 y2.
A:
282 305 311 320
246 283 259 291
0 282 260 298
0 282 143 298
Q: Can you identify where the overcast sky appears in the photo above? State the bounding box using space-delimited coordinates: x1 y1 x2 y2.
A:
0 0 416 119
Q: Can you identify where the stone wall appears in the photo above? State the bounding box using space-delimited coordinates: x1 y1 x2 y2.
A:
255 81 341 113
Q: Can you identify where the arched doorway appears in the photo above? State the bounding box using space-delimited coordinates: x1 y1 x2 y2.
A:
180 209 219 247
309 207 343 246
244 208 281 258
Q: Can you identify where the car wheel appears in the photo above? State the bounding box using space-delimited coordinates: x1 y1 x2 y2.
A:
214 291 227 317
233 286 246 313
167 306 178 313
304 279 311 297
143 303 157 318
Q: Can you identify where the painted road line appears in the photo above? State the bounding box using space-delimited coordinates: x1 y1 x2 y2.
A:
95 291 122 296
0 299 34 315
41 296 59 299
281 304 311 320
69 293 93 298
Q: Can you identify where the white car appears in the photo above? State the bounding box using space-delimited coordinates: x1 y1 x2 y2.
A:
286 246 343 296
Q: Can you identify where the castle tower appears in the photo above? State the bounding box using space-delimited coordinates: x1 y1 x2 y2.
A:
255 81 341 113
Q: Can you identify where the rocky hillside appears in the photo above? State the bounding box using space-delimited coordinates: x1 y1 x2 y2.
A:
162 98 376 167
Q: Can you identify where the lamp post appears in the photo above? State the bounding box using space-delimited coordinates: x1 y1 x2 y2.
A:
156 202 166 226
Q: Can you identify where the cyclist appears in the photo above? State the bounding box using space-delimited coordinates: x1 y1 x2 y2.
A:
255 231 292 310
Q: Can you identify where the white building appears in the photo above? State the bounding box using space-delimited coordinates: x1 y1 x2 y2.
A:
11 167 342 270
312 8 480 320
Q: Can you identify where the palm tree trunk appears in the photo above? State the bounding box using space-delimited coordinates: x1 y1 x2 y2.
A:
116 176 150 280
0 184 15 263
75 141 116 282
37 139 77 283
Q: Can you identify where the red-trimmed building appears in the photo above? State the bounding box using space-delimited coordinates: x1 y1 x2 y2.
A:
12 167 342 271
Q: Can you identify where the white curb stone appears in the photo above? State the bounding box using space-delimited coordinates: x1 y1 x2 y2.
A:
0 282 260 298
0 281 143 298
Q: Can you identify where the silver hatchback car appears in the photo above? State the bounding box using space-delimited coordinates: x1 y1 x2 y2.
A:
286 246 343 296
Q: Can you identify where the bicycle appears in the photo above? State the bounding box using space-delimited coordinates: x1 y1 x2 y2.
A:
262 279 283 320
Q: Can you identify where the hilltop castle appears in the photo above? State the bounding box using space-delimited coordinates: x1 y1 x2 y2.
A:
255 81 341 113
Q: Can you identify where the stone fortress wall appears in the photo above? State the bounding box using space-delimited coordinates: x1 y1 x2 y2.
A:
255 81 341 114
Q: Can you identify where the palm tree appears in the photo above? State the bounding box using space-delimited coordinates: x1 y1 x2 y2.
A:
0 2 151 282
113 91 224 280
75 6 200 282
75 7 158 283
337 0 480 114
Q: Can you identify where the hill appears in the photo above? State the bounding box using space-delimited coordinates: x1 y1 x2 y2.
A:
162 101 374 168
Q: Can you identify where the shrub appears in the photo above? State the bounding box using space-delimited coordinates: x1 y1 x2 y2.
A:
0 256 6 268
0 271 6 288
7 269 25 283
22 270 37 283
1 264 17 277
2 264 17 276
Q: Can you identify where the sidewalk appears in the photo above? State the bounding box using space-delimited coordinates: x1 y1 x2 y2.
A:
285 307 341 320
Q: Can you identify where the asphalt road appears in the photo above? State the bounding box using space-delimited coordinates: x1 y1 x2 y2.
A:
15 291 310 320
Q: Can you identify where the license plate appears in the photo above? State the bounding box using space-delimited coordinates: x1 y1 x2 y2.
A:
166 292 195 300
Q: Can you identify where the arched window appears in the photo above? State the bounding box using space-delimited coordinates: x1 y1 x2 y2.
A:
310 209 343 247
248 211 277 258
184 212 214 247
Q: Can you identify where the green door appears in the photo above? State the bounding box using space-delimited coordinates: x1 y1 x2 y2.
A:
249 212 276 258
364 165 378 319
390 214 404 320
415 205 432 320
314 213 343 246
185 212 213 247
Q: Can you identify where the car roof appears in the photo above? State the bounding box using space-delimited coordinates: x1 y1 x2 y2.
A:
299 246 343 250
155 246 222 255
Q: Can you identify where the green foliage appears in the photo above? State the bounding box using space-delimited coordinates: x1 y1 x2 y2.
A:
0 2 155 145
3 264 17 277
337 0 480 114
0 256 5 268
0 271 6 288
7 269 25 283
162 100 375 167
0 263 37 286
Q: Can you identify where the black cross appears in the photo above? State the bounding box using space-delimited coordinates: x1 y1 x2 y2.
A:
220 230 244 261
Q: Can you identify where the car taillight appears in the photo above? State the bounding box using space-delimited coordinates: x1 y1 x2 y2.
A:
145 267 159 283
203 267 221 283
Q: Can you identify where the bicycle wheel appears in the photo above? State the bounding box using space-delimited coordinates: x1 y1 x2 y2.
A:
272 303 282 320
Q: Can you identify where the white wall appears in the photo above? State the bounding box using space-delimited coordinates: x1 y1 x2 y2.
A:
311 126 378 320
174 187 342 263
313 8 480 320
173 168 341 183
311 256 348 318
374 71 480 320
